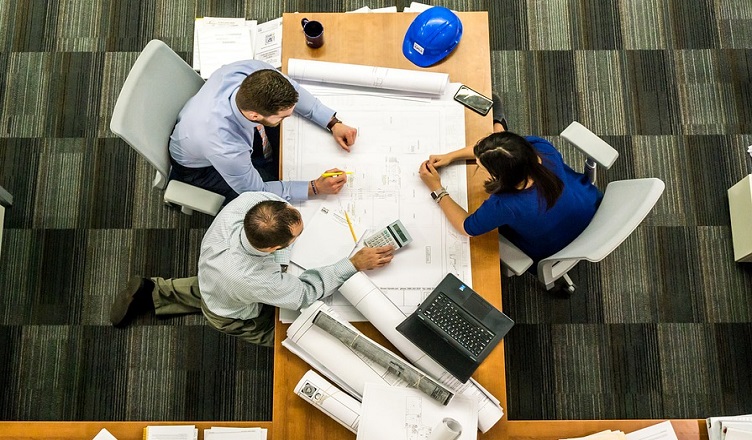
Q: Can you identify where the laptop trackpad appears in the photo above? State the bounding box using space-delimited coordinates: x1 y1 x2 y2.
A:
463 295 491 320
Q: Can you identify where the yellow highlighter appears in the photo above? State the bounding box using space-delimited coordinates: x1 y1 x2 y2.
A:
344 211 357 243
321 171 354 177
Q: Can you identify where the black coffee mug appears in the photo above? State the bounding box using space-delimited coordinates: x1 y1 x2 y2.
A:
301 18 324 48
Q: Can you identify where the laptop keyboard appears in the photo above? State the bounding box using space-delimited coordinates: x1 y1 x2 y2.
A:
420 292 494 357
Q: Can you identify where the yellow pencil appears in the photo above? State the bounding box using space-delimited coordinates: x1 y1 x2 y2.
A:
344 211 357 242
321 171 354 177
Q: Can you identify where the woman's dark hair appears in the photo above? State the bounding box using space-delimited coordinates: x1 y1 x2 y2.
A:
473 131 564 210
243 200 302 249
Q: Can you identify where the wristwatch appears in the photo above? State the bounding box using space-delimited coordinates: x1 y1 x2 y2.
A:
431 187 448 203
326 114 342 132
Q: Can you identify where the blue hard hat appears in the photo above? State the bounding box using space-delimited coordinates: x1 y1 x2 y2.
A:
402 6 463 68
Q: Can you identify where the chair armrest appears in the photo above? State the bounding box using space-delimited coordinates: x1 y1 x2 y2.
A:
0 205 5 257
560 121 619 169
498 234 534 276
164 180 225 216
0 185 13 207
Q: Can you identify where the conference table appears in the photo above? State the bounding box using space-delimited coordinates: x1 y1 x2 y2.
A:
270 11 708 440
0 11 707 440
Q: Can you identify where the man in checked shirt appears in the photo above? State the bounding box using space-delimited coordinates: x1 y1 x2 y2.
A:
109 191 394 346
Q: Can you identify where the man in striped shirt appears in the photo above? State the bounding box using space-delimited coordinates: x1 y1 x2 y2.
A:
110 191 394 346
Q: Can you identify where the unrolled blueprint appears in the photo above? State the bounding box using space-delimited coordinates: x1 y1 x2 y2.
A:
283 60 472 322
357 384 477 440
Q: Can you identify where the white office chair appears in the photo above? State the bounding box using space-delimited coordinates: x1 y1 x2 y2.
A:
0 185 11 258
499 122 665 293
110 39 225 216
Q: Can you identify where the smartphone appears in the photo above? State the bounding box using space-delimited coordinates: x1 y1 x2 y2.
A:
453 85 493 116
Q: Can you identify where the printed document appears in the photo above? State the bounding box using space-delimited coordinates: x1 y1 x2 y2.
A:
282 60 472 322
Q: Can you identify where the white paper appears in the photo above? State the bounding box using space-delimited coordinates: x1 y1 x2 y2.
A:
254 17 282 68
726 427 752 440
290 204 364 269
143 425 198 440
282 71 471 322
723 421 752 440
404 2 434 13
625 421 678 440
288 59 450 95
204 427 266 440
708 416 752 440
92 428 118 440
195 17 255 79
428 418 463 440
357 384 477 440
338 272 503 433
294 370 362 433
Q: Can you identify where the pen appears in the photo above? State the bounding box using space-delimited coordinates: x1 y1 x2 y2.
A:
321 171 354 177
344 211 357 243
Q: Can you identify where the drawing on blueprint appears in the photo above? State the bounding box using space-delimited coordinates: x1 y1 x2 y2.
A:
283 87 472 321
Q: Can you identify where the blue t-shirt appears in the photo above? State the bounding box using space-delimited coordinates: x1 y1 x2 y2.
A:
463 136 602 262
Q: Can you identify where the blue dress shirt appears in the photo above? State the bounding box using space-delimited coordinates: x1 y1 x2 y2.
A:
169 60 336 201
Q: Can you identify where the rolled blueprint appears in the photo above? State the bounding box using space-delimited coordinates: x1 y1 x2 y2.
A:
427 418 462 440
338 272 504 432
288 59 450 95
294 370 362 434
312 311 454 406
286 302 441 406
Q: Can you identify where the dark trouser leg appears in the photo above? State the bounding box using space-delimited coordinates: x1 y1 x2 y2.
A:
169 158 240 204
202 303 276 347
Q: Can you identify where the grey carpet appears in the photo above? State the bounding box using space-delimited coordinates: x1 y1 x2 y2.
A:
0 0 750 422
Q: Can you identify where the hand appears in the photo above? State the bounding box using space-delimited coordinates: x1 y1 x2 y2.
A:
312 168 348 195
331 123 357 152
350 245 394 271
418 160 443 191
428 153 453 169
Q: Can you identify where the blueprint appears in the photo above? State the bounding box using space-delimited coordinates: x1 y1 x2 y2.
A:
357 383 477 440
282 65 472 322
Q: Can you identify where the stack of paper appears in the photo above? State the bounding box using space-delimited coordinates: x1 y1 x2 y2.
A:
561 421 680 440
561 429 627 440
143 425 198 440
193 16 282 79
204 427 268 440
707 415 752 440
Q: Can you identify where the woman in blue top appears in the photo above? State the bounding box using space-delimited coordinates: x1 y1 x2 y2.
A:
418 105 602 265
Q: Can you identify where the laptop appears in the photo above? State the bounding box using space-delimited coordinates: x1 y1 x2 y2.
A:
396 273 514 383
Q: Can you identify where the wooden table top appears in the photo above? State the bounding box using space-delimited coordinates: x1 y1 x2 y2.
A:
272 10 503 440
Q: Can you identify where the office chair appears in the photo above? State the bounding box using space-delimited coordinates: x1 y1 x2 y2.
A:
110 39 225 216
0 185 11 258
498 122 665 293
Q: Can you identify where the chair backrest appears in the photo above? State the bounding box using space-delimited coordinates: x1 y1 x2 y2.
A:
110 39 204 178
538 178 665 285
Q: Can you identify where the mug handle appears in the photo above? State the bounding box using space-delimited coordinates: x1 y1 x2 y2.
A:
301 18 309 28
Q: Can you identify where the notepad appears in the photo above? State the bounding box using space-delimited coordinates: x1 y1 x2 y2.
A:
291 204 365 270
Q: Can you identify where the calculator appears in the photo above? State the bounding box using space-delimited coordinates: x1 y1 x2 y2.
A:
363 220 413 249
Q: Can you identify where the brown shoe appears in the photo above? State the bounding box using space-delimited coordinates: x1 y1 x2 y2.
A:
110 276 154 327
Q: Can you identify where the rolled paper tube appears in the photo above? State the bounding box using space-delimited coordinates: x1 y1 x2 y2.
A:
427 417 462 440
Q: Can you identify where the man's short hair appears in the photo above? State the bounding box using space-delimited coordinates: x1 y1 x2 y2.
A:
244 200 302 249
236 69 299 116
